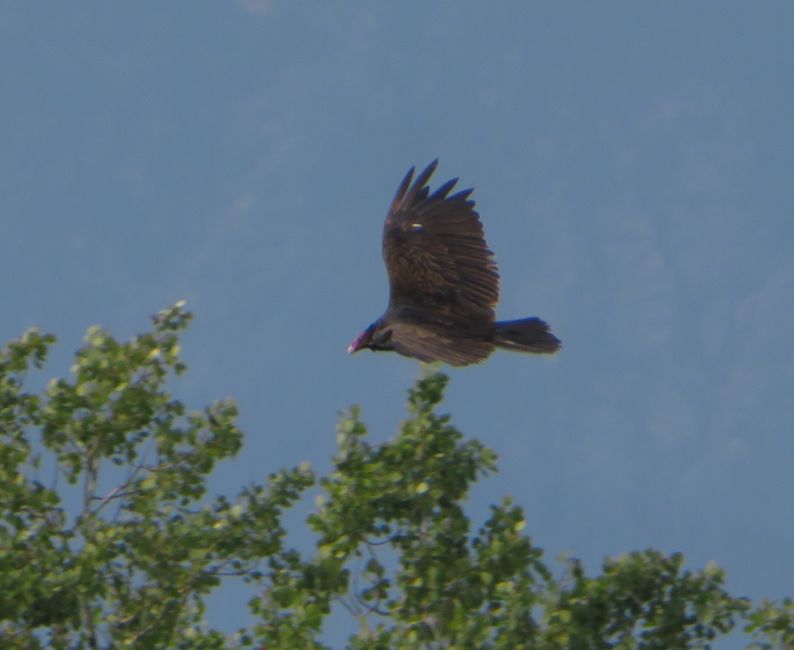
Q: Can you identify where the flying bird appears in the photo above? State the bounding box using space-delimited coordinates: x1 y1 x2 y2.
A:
348 160 561 366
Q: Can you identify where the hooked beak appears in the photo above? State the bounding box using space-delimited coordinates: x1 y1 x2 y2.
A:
348 325 374 356
347 338 361 355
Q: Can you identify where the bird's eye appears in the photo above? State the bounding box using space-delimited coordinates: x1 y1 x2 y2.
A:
409 223 424 232
372 329 393 346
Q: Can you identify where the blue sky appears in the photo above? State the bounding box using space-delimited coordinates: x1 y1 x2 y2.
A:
1 2 791 646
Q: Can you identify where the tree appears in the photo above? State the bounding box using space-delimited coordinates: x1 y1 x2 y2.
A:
0 303 790 649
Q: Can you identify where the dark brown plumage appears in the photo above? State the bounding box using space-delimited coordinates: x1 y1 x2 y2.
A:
348 160 561 366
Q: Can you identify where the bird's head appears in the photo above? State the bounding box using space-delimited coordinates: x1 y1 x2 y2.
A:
347 320 392 355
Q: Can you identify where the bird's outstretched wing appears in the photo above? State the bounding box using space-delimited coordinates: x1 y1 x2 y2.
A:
382 160 500 321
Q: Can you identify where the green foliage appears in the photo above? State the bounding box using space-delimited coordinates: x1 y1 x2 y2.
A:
0 304 312 649
542 553 748 649
745 598 794 650
0 303 790 649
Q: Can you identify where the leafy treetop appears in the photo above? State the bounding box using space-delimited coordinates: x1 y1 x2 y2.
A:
0 303 790 649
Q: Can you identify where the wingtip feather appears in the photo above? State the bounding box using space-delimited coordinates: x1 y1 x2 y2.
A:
390 159 441 213
392 165 415 207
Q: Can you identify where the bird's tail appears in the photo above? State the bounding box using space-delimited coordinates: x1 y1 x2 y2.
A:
494 317 561 354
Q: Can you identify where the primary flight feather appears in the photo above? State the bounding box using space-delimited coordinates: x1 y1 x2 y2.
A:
348 160 561 366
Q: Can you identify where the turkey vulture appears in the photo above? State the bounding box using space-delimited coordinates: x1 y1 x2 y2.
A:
348 160 561 366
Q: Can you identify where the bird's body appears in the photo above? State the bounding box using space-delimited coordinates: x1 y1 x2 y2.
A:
348 160 560 366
